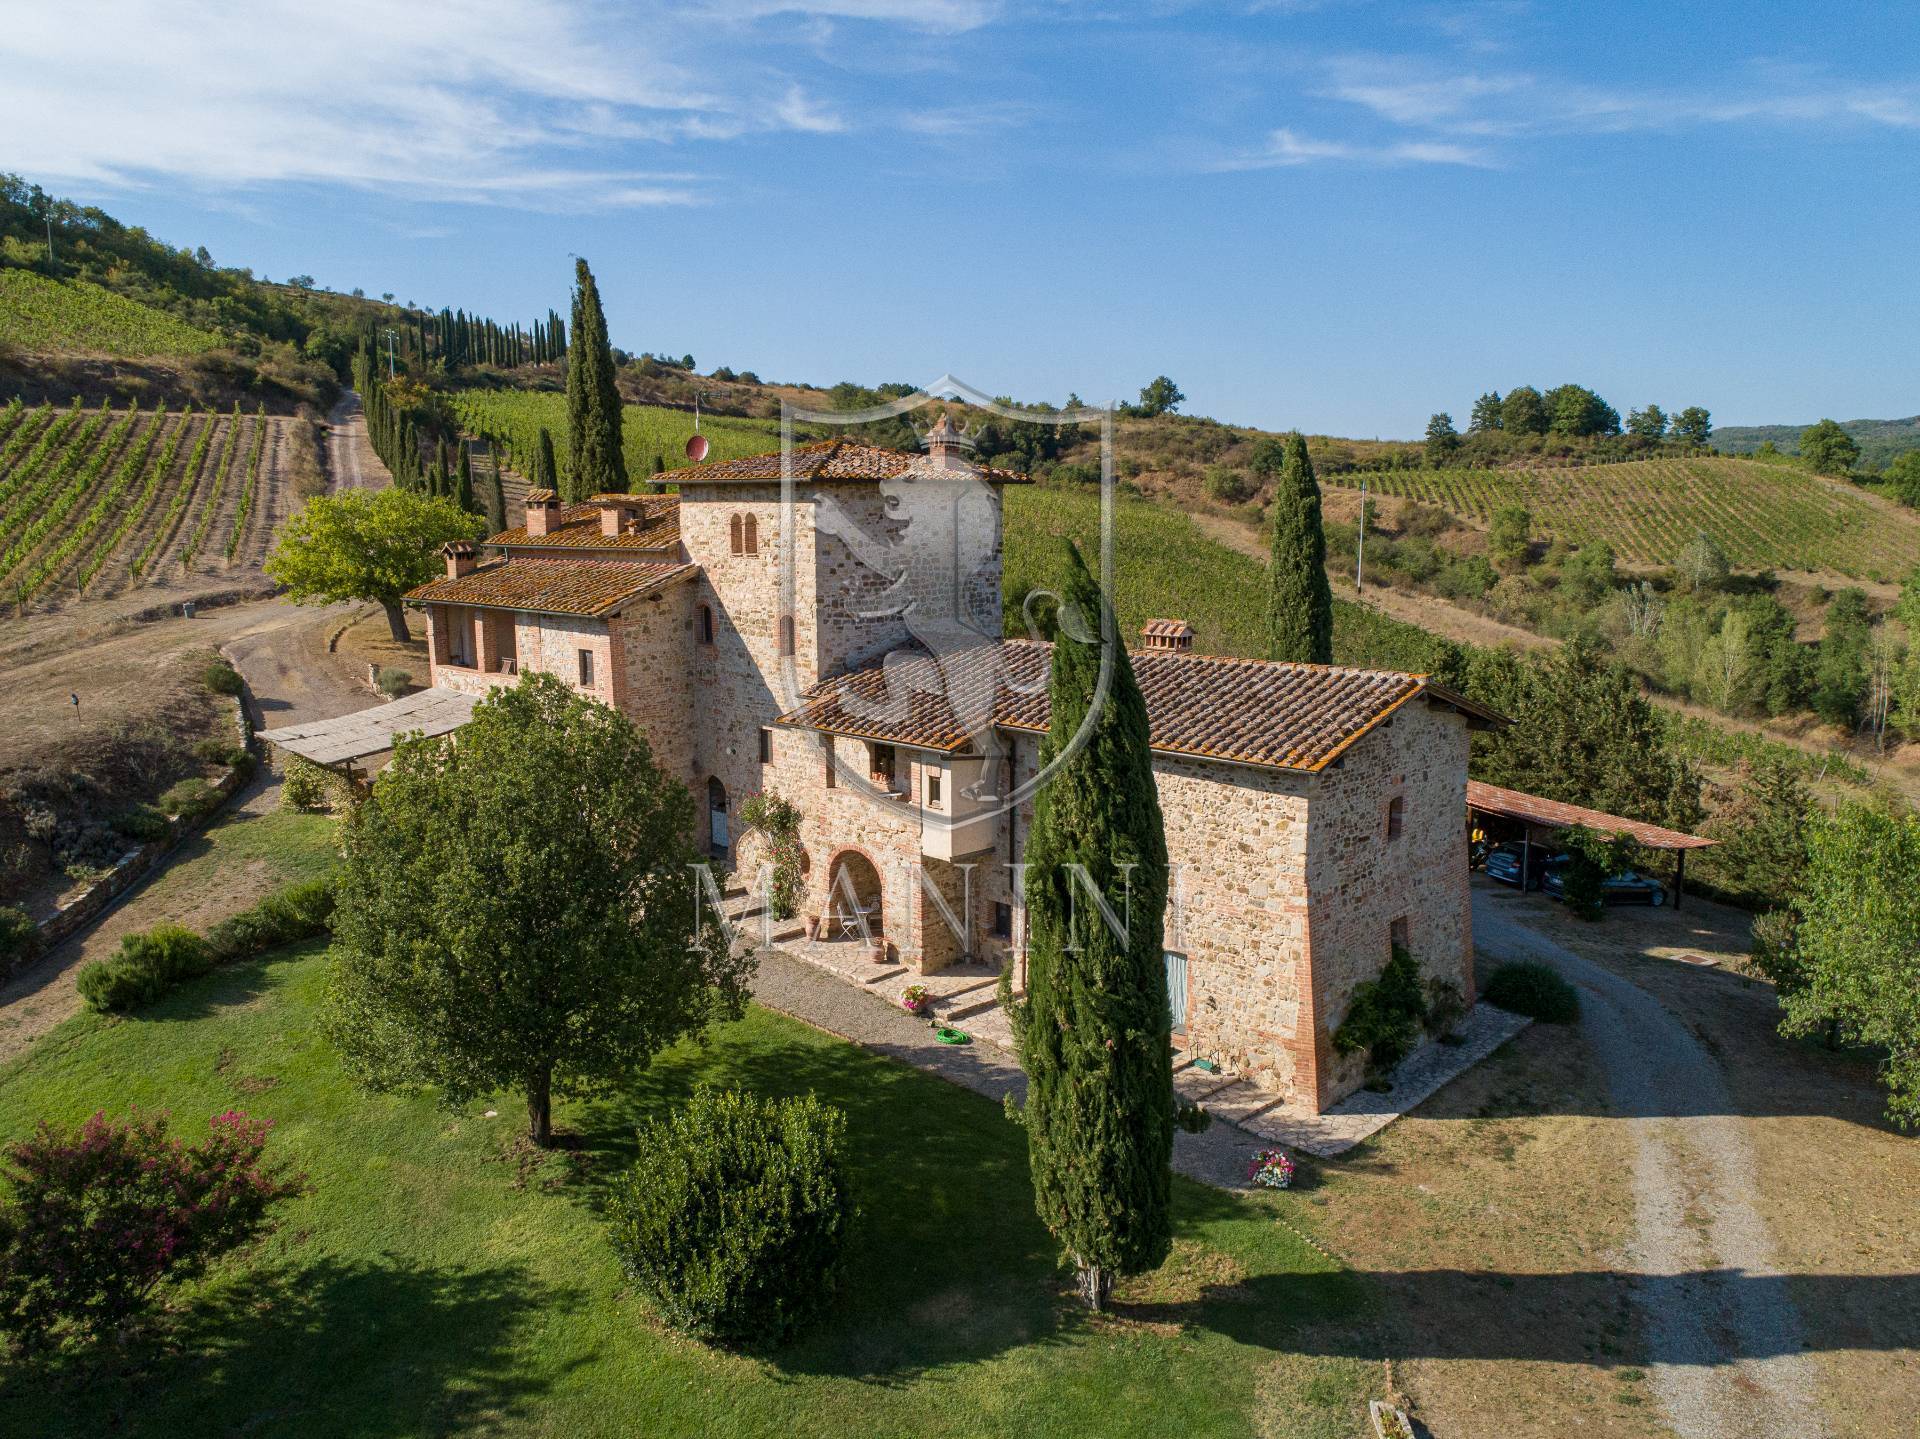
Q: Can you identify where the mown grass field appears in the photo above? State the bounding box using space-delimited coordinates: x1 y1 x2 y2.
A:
1004 483 1458 674
0 396 281 609
1323 456 1920 579
452 389 782 494
0 944 1375 1439
0 268 221 358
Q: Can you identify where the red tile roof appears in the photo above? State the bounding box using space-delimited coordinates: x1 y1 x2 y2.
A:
405 557 694 617
778 639 1504 772
1466 781 1714 850
670 437 1029 485
488 498 680 552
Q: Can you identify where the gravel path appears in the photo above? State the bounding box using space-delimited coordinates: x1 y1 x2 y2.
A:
1473 895 1827 1439
750 948 1262 1190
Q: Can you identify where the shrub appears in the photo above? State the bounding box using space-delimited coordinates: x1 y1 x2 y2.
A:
0 907 39 977
1202 465 1250 503
375 666 412 698
112 803 170 843
160 777 220 820
1483 961 1580 1023
75 923 214 1013
608 1086 852 1345
0 1109 302 1349
279 755 334 813
205 879 335 964
1333 946 1428 1071
202 660 244 696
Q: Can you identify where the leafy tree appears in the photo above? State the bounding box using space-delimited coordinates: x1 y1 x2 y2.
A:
1884 450 1920 507
1263 432 1334 664
1626 404 1668 439
1500 385 1549 436
1799 419 1860 477
267 488 485 642
1557 825 1633 922
1246 435 1288 478
534 426 558 494
327 673 750 1146
1558 541 1616 607
1468 391 1503 433
1699 758 1811 907
1467 640 1702 834
1424 412 1459 466
1666 403 1712 443
1674 531 1730 593
1001 542 1181 1312
1487 504 1531 569
1811 587 1872 727
565 257 627 501
1778 801 1920 1127
1546 383 1619 438
1135 375 1185 417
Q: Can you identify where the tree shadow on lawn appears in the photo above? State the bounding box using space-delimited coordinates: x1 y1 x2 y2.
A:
3 1256 579 1439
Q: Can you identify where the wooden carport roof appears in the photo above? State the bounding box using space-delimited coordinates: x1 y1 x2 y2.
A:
1466 780 1715 851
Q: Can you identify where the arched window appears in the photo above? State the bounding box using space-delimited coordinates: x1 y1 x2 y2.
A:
742 513 758 554
699 604 715 645
729 514 743 555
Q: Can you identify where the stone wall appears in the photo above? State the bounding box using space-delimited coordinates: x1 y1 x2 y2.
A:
611 580 696 786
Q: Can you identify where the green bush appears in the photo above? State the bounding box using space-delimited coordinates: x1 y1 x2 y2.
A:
202 660 244 696
279 755 334 812
1483 961 1580 1023
76 923 215 1013
160 777 220 820
608 1086 852 1345
0 907 40 976
374 667 412 698
112 804 171 843
205 879 335 964
1333 947 1428 1071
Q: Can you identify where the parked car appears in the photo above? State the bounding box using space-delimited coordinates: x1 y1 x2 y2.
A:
1482 844 1558 890
1540 861 1666 906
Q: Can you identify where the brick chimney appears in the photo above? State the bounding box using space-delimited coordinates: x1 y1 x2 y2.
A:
593 493 645 538
524 489 561 538
1140 618 1194 653
922 412 972 469
442 540 478 579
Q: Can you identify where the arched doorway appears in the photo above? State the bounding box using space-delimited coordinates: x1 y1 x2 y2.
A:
825 849 883 941
707 777 729 862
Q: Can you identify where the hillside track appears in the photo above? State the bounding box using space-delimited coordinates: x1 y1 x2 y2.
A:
326 390 388 494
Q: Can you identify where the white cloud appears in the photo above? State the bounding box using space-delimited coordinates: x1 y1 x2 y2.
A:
689 0 1003 31
1215 126 1491 169
0 0 894 208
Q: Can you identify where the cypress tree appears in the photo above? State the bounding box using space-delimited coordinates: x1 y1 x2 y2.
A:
1001 540 1185 1313
1264 432 1334 664
565 257 626 501
455 441 475 513
486 446 507 532
649 453 665 493
534 427 558 494
430 440 449 498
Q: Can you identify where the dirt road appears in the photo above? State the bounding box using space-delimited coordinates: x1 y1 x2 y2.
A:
1472 892 1827 1439
325 390 383 493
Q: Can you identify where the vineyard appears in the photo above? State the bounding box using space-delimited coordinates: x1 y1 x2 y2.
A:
0 396 293 612
0 268 222 358
1323 456 1920 580
450 389 781 496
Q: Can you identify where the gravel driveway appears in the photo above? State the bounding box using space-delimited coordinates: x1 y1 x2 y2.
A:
1474 893 1827 1439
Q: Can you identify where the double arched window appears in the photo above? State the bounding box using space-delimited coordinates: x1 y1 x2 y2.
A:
729 513 759 555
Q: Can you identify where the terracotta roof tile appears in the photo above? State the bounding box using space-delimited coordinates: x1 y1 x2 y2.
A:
405 557 694 618
489 498 680 552
778 639 1503 772
671 437 1029 485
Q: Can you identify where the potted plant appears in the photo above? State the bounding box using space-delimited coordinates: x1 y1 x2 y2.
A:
900 984 931 1017
1246 1148 1296 1189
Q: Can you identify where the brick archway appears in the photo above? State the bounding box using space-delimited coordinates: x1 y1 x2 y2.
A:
824 845 885 940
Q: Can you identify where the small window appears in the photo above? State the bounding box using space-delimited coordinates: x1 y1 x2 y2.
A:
992 902 1013 940
743 513 758 555
926 770 943 807
779 614 795 656
728 513 743 555
871 743 895 787
824 751 836 789
1386 794 1405 841
1390 915 1410 955
577 648 595 688
759 727 772 763
699 604 715 645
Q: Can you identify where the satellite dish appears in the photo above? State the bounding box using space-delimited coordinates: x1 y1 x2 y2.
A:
685 433 710 461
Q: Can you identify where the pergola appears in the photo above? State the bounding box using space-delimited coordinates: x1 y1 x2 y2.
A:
258 688 480 779
1466 779 1716 910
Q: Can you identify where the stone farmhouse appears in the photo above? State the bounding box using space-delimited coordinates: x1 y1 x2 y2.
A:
406 420 1503 1115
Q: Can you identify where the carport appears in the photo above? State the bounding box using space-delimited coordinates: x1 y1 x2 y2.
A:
257 687 480 781
1466 779 1716 910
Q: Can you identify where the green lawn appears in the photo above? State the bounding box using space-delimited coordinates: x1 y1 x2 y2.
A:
0 945 1375 1438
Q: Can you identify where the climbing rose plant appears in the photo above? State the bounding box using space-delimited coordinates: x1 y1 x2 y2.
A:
0 1109 304 1349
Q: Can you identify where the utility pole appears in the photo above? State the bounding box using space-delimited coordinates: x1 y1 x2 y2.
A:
1355 475 1368 592
383 327 397 379
44 215 54 268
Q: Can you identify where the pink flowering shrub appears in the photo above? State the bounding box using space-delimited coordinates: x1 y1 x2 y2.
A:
0 1109 304 1349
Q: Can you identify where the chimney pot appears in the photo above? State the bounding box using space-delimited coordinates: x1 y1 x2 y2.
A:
523 489 560 538
1140 618 1194 653
443 541 478 579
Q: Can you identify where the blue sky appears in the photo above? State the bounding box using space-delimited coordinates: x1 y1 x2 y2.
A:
7 1 1917 436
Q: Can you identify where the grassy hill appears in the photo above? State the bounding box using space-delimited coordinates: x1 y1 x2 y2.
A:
0 270 222 358
1715 416 1920 470
1319 455 1920 580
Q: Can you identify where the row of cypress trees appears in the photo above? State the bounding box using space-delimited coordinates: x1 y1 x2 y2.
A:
393 306 567 371
350 342 503 528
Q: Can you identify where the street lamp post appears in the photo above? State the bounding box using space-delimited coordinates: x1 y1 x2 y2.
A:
382 328 397 380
